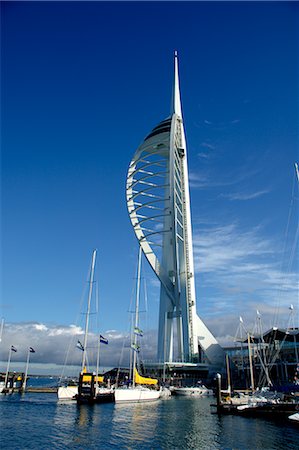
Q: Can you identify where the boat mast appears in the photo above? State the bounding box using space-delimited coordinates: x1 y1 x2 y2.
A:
247 333 255 393
81 249 97 373
132 246 142 388
95 282 101 390
0 318 4 343
4 347 13 389
23 347 33 393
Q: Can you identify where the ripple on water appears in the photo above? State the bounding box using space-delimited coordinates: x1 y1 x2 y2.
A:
1 394 299 449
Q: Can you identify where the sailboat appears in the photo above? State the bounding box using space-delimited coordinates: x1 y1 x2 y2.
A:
57 250 113 402
114 247 160 403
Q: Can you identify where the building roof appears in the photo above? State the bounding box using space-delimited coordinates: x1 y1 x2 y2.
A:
249 327 299 343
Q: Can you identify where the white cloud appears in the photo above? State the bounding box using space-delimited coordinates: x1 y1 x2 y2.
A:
197 152 210 159
34 323 48 331
189 171 211 189
193 223 273 272
188 166 261 190
193 221 298 328
221 189 270 201
200 142 216 150
48 325 84 337
0 322 157 374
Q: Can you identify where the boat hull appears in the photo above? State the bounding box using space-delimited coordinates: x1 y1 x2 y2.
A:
173 387 213 397
114 387 160 403
57 386 78 400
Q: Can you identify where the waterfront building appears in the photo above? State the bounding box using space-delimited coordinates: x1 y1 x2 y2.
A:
126 53 224 368
226 327 299 389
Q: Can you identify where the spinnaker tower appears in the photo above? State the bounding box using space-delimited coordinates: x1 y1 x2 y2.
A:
126 52 224 367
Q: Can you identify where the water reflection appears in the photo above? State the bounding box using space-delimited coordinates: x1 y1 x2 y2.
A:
112 401 160 447
54 401 116 448
156 396 219 449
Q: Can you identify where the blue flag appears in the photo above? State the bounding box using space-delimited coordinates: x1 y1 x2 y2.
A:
76 340 84 351
100 335 108 345
11 345 17 352
29 347 35 353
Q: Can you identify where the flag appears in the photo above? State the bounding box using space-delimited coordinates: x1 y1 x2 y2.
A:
11 345 17 352
131 343 140 352
134 327 143 337
100 335 108 345
76 340 84 351
239 317 243 323
29 347 35 353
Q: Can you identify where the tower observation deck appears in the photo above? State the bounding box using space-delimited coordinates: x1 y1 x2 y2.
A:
126 53 224 367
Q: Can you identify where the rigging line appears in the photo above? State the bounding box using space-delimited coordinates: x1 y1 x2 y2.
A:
143 275 149 345
273 170 297 327
95 280 100 374
118 248 142 384
273 223 299 328
116 330 130 388
267 310 294 372
58 276 89 384
233 320 244 375
286 223 299 273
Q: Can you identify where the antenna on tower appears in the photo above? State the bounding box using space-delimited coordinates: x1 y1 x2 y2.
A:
172 51 182 117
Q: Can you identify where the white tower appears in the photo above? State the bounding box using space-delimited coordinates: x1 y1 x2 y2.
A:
126 53 224 366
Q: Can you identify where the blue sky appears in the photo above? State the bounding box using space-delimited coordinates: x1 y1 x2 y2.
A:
1 1 298 372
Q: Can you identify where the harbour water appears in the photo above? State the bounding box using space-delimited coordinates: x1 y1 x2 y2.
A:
1 386 299 449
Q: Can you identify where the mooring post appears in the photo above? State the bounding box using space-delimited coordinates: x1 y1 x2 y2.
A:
216 373 222 412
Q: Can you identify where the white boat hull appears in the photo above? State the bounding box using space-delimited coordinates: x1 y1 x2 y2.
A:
160 387 171 398
57 386 78 400
114 387 160 403
289 412 299 422
174 386 213 397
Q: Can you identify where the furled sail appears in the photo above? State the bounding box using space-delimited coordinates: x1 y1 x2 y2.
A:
134 368 158 385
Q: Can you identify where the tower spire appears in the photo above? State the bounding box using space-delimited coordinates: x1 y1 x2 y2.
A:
173 50 182 117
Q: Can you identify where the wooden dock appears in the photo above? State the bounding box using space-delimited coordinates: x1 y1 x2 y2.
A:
25 387 58 393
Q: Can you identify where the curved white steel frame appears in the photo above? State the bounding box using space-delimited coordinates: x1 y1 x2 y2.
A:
126 53 224 366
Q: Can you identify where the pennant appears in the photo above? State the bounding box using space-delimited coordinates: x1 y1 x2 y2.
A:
131 343 140 352
100 335 108 345
11 345 17 352
76 340 84 351
29 347 36 353
134 327 143 337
